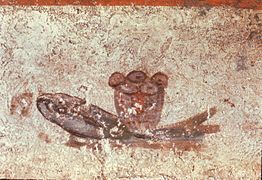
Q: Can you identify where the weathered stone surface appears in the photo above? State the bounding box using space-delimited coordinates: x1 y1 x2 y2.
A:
0 6 261 179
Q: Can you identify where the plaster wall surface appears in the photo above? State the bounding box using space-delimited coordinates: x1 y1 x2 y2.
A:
0 6 261 179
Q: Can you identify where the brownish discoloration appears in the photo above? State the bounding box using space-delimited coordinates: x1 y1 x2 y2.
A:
196 125 220 134
0 0 261 9
105 139 203 153
65 136 103 150
66 137 202 152
248 30 262 49
236 56 248 71
242 121 262 131
223 98 236 107
36 71 219 152
38 132 51 143
10 92 33 118
132 140 201 152
65 136 90 149
160 37 172 55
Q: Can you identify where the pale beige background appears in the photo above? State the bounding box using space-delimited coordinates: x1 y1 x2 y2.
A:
0 6 261 179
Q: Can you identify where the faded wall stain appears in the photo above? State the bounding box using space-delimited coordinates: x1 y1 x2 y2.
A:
10 92 33 118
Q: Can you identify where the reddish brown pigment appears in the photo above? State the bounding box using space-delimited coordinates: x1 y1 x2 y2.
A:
0 0 261 9
10 92 33 118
